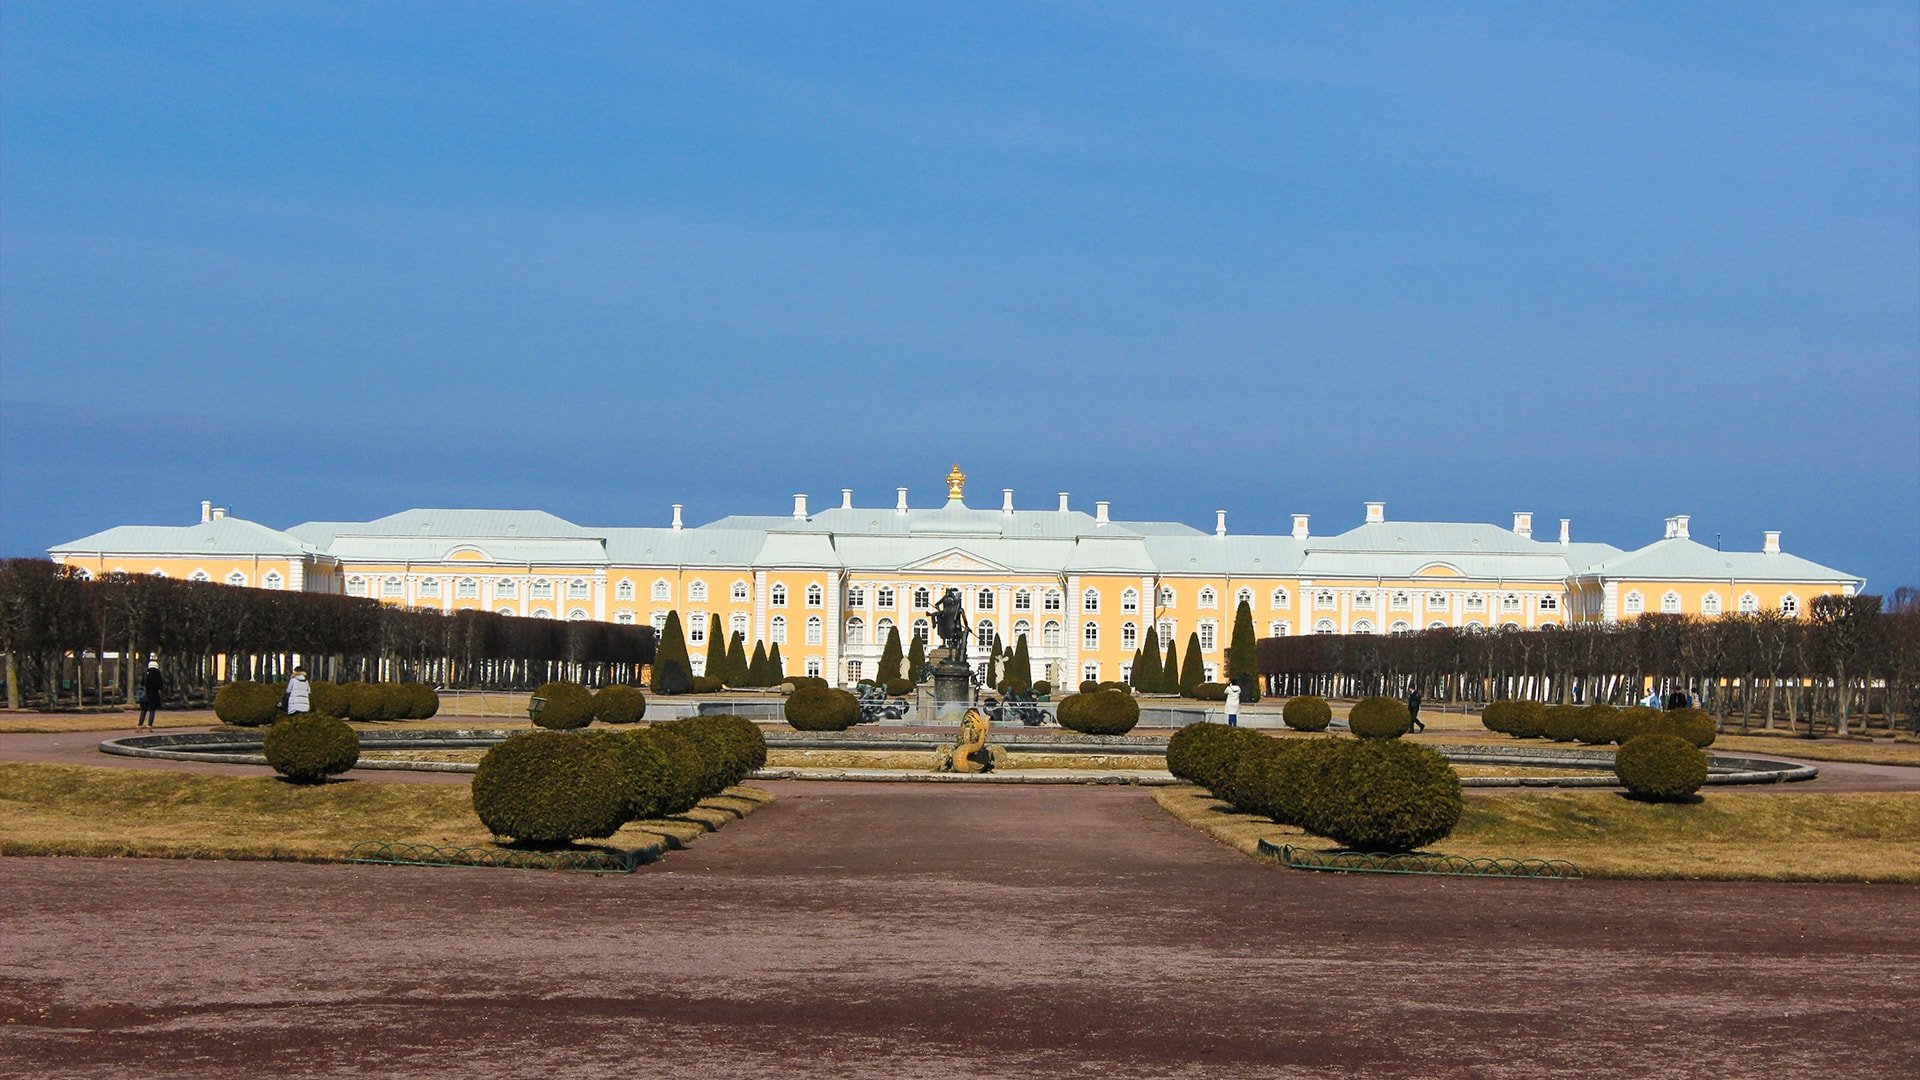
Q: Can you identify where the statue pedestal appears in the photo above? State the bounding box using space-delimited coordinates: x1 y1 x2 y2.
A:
930 661 974 723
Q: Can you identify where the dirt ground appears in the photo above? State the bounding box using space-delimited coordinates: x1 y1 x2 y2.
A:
2 781 1916 1079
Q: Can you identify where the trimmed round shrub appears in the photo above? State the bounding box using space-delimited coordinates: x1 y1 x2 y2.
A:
593 684 648 724
1481 700 1524 735
471 731 627 847
1347 696 1412 740
785 685 861 731
1233 737 1348 826
1294 739 1463 851
1078 680 1100 694
393 683 439 720
531 680 594 730
1032 680 1051 697
704 714 768 775
213 681 282 727
263 713 359 783
307 681 349 719
1615 733 1709 801
343 682 384 722
1541 703 1586 742
1096 681 1133 695
1616 706 1661 743
690 675 724 693
1214 733 1293 815
638 726 707 814
1282 695 1333 732
783 676 829 693
585 730 674 821
1166 722 1253 789
1570 705 1623 745
1190 682 1229 702
1056 689 1141 735
1636 707 1717 748
659 718 737 792
376 683 413 721
884 678 915 697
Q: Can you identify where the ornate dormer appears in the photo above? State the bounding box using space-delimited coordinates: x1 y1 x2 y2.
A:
946 464 966 501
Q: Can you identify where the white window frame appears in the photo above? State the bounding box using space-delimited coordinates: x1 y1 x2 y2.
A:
263 570 284 591
1781 594 1800 617
382 577 403 598
1013 589 1032 611
652 579 671 602
457 578 478 599
1043 621 1062 648
1624 591 1644 615
495 578 517 599
977 588 995 611
1198 620 1217 652
616 580 635 601
1701 592 1722 615
1270 587 1290 610
531 579 554 600
568 579 590 600
806 583 824 608
225 570 248 587
1121 622 1137 650
1661 591 1682 614
1083 622 1099 650
1390 591 1411 611
771 584 788 608
1121 588 1139 614
1739 593 1759 614
1043 590 1063 612
731 580 749 603
1198 587 1218 610
845 618 865 645
771 615 788 644
806 616 823 645
689 580 708 603
1082 589 1100 613
877 587 895 608
420 577 442 599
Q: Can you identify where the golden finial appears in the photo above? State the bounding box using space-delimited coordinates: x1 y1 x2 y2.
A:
946 464 966 501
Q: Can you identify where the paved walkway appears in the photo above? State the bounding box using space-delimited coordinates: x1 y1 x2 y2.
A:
2 780 1916 1079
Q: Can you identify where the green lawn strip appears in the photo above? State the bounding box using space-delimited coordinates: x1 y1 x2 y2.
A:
1154 783 1920 883
0 761 769 864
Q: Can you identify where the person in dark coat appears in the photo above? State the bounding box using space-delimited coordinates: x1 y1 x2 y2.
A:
138 661 164 728
1665 687 1691 710
1406 686 1425 733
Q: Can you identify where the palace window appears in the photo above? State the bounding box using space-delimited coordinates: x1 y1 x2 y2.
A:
652 611 669 631
1083 662 1101 683
770 616 787 645
150 570 167 578
1043 590 1063 612
616 611 634 625
1353 590 1374 609
1198 621 1217 651
731 613 749 637
191 570 211 583
806 658 822 678
1270 621 1290 637
1119 662 1133 684
1427 592 1447 610
616 580 634 601
1315 619 1336 634
347 576 368 596
845 661 863 682
771 584 788 607
1158 619 1176 643
568 609 588 622
1043 621 1062 648
1236 588 1253 609
264 571 284 591
1084 623 1100 650
533 610 552 619
1121 588 1139 614
1502 594 1521 613
531 579 554 600
1538 594 1558 612
732 580 750 603
877 587 895 608
1315 590 1336 610
569 579 590 600
457 578 478 599
977 588 995 610
1160 586 1176 608
1270 587 1290 610
913 587 931 610
1781 594 1800 617
1702 592 1722 615
806 616 823 645
875 617 895 645
806 583 824 608
845 618 866 645
225 570 247 587
1013 589 1032 611
912 618 931 644
1082 589 1100 613
1013 619 1031 642
977 620 996 648
1429 621 1446 631
1624 591 1644 615
1121 622 1137 650
652 579 671 601
1198 587 1218 610
382 577 403 598
1353 619 1375 635
1739 593 1759 614
1661 591 1682 614
1464 593 1485 613
496 578 517 599
689 580 708 603
847 586 865 608
1390 591 1411 611
420 578 441 599
689 617 706 644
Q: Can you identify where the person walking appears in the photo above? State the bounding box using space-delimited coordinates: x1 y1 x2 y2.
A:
1406 685 1425 733
137 661 164 728
1666 686 1691 710
1224 681 1241 727
285 667 312 716
1642 688 1664 709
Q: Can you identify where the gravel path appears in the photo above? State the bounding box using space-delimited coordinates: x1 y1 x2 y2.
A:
3 780 1916 1079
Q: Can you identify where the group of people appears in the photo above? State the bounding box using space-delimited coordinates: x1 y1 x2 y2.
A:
130 664 313 728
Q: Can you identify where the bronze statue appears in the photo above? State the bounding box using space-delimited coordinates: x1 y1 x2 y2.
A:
931 586 971 666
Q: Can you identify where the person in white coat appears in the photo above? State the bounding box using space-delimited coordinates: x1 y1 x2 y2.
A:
1224 682 1241 727
285 667 312 715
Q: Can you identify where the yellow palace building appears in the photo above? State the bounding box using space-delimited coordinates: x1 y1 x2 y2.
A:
50 467 1863 687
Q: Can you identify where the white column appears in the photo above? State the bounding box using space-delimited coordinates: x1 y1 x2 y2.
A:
594 571 607 622
1602 581 1619 624
1066 575 1082 682
754 570 769 643
825 573 842 685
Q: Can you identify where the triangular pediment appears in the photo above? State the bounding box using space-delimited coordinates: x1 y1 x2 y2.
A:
902 547 1011 574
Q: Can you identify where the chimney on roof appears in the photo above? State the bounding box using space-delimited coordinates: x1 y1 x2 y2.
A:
1215 510 1228 536
1002 488 1014 516
1673 515 1690 540
793 494 808 520
896 487 909 514
200 500 212 524
1365 501 1385 524
1095 500 1110 525
1292 514 1310 540
1512 511 1533 538
671 504 684 531
211 507 227 520
1559 518 1571 546
1058 492 1070 513
841 488 853 510
1763 530 1781 555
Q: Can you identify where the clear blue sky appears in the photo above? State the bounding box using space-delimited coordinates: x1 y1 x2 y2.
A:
3 3 1916 591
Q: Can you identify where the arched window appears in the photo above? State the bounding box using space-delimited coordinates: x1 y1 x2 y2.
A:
1083 623 1100 650
149 569 167 578
806 616 823 645
263 571 284 591
1702 592 1722 615
689 580 708 603
1464 593 1485 612
71 567 93 580
1428 621 1446 630
568 609 588 622
876 617 895 643
1352 619 1374 635
1538 594 1559 612
844 617 866 645
1043 621 1062 648
1198 621 1217 651
456 578 477 599
771 584 788 607
770 615 788 644
225 570 247 587
382 576 403 597
1427 592 1448 610
652 579 671 601
1661 591 1682 614
1315 590 1336 610
1739 593 1759 614
531 579 553 600
502 606 520 617
912 618 931 644
419 577 441 598
1353 590 1374 609
1781 594 1800 617
1121 588 1139 613
1013 619 1031 642
1160 586 1176 608
1390 621 1411 635
1270 587 1290 610
1501 593 1522 613
806 583 824 608
1082 589 1100 613
533 609 553 620
731 580 749 603
615 611 634 624
1390 591 1411 611
568 579 590 600
1013 589 1032 611
1235 587 1253 608
616 580 635 601
1269 620 1289 637
1624 591 1644 615
1198 587 1217 610
1043 590 1063 612
1121 622 1137 650
977 588 995 610
877 587 895 608
913 587 931 610
190 570 211 583
347 576 367 596
1315 619 1336 635
1463 620 1485 633
496 578 517 599
976 619 996 648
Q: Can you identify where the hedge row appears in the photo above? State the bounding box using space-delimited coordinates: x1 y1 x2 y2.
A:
471 715 767 848
213 680 438 726
1483 702 1715 747
1165 724 1462 852
528 680 651 728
